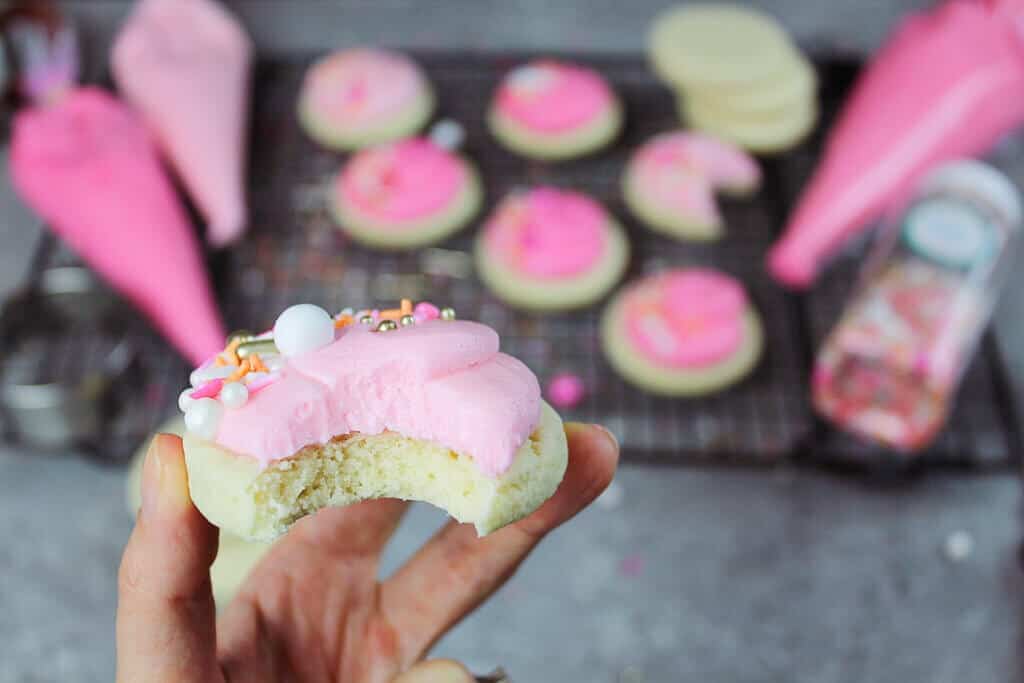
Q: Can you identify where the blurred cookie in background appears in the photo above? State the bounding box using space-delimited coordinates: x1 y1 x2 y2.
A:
649 3 818 154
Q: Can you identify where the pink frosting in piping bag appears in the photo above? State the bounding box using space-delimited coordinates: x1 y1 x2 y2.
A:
483 188 608 278
112 0 253 248
768 0 1024 289
10 88 226 365
214 320 542 477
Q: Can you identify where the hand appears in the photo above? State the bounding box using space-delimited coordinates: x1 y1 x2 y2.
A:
116 424 618 682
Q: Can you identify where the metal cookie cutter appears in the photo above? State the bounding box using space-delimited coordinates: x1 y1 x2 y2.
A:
0 266 134 453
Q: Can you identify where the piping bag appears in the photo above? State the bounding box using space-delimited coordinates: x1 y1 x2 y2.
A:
112 0 253 248
8 21 226 365
768 0 1024 289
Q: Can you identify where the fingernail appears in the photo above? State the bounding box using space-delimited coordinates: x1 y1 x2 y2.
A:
592 423 619 452
140 435 190 519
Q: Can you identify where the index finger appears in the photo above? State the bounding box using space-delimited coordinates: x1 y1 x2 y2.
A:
380 423 619 664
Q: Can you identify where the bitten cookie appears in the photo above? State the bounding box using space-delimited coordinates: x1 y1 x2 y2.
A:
330 137 483 250
622 131 761 240
179 301 568 542
298 48 434 150
127 416 271 607
487 59 622 160
601 268 763 395
475 187 629 311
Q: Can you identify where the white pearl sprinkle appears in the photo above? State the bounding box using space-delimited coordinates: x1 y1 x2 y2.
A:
219 381 249 409
273 304 335 357
184 398 224 440
943 530 974 562
429 119 466 151
178 388 195 413
190 364 235 387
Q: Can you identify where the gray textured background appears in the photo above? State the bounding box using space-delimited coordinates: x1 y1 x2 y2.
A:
4 1 1024 682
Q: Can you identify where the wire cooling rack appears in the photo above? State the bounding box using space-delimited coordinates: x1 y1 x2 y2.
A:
9 54 1021 469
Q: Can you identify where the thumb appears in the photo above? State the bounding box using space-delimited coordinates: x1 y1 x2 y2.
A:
393 659 477 683
116 434 222 683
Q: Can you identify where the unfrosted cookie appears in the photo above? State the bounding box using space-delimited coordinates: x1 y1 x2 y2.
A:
298 48 434 150
487 60 622 161
649 4 819 154
475 188 629 311
179 301 568 541
622 131 761 240
683 56 817 116
648 4 798 89
330 137 482 249
601 269 763 396
680 95 818 154
127 416 271 607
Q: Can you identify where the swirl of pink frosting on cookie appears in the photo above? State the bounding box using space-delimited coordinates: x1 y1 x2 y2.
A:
632 132 760 219
338 138 465 222
483 188 608 278
495 60 616 133
624 269 748 368
304 48 426 125
213 320 541 477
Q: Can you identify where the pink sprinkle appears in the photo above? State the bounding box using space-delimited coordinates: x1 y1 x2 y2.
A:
620 555 645 578
246 372 280 395
413 301 441 322
190 378 224 400
546 372 586 409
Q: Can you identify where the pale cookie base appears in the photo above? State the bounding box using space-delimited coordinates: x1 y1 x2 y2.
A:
648 4 797 89
184 402 568 543
601 295 763 396
621 165 759 242
682 57 816 116
128 416 271 607
298 90 435 151
474 219 630 311
330 163 483 250
679 96 818 154
487 104 622 161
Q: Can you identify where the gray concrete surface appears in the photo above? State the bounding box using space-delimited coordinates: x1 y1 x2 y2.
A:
2 449 1022 683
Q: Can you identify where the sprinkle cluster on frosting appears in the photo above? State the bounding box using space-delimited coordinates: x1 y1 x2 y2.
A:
180 300 456 439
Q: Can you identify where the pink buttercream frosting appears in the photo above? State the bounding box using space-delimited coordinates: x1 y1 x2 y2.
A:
631 132 761 222
495 60 616 133
9 87 225 365
768 0 1024 288
111 0 253 247
303 48 427 126
623 269 748 368
483 187 609 278
213 320 542 477
338 138 467 223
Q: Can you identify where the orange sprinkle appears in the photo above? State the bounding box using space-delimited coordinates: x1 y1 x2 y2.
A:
379 308 403 321
214 356 228 367
334 314 354 329
228 359 251 382
400 299 413 315
249 353 268 373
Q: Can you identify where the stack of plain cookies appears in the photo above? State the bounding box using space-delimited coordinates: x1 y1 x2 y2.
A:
649 3 818 154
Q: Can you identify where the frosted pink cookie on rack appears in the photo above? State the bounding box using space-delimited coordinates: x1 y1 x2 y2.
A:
601 268 763 395
330 130 482 249
181 300 568 541
488 59 623 160
622 131 761 241
298 47 434 150
474 187 629 311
